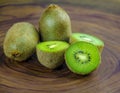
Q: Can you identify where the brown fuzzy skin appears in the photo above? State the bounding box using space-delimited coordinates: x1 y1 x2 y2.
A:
36 48 66 69
39 4 72 42
3 22 39 61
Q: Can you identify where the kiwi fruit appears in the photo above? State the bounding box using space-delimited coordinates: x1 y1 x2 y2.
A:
69 33 104 53
65 41 101 75
39 4 72 42
36 41 69 69
3 22 39 61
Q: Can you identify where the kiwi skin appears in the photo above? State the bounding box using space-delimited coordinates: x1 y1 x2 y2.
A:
37 49 65 69
3 22 39 61
36 41 69 69
69 33 104 53
39 4 72 42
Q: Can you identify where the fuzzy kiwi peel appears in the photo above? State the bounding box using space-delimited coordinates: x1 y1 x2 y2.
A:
3 22 39 61
65 41 101 75
39 4 72 42
69 33 104 53
36 41 69 69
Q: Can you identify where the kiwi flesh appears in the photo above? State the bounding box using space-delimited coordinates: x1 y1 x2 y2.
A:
36 41 69 69
69 33 104 53
3 22 39 61
65 41 101 75
39 4 72 42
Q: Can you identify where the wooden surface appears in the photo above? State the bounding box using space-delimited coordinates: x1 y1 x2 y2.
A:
0 0 120 93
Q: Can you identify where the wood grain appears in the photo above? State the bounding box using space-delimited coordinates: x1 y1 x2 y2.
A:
0 1 120 93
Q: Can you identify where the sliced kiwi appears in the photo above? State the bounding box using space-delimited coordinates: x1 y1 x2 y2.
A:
65 41 101 75
69 33 104 53
36 41 69 69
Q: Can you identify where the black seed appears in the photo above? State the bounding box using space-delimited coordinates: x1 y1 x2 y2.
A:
79 36 86 38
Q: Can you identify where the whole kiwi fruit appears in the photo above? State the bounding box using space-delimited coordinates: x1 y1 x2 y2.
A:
3 22 39 61
39 4 72 42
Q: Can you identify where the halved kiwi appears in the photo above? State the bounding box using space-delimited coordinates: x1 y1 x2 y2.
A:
65 41 101 75
36 41 69 69
69 33 104 53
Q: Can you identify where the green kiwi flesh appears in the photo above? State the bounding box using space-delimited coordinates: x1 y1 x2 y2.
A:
3 22 39 61
39 4 72 42
69 33 104 53
36 41 69 69
65 41 101 75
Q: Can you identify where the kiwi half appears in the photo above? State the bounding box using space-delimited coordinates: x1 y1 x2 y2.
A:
65 41 101 75
69 33 104 53
36 41 69 69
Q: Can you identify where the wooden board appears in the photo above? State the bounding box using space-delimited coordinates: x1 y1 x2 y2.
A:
0 1 120 93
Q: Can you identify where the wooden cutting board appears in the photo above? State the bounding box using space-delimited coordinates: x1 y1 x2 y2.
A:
0 0 120 93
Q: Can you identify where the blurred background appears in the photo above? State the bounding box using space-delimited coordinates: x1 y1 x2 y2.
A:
0 0 120 14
